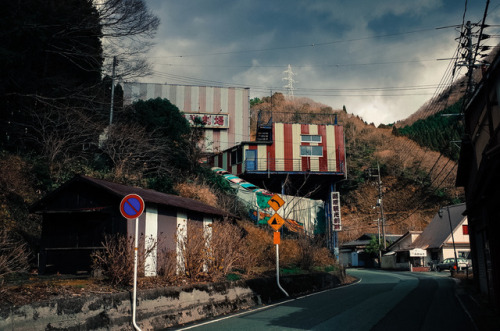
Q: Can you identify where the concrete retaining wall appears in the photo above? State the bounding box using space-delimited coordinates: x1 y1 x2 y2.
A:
0 272 344 330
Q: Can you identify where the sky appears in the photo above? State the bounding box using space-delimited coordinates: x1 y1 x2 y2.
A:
140 0 500 125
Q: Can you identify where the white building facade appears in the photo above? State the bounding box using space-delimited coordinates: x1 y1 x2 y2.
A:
123 83 250 153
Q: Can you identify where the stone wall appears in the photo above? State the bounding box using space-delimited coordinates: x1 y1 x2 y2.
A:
0 272 345 330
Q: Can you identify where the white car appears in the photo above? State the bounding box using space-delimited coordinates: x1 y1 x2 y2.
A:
436 258 470 271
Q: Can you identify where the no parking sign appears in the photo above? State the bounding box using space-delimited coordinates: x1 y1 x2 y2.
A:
119 193 145 330
120 194 145 219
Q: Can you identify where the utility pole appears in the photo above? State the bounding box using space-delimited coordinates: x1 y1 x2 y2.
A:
369 163 386 251
376 162 386 249
465 20 474 96
446 206 459 272
109 56 117 126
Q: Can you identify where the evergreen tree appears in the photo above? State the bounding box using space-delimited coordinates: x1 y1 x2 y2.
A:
394 101 463 160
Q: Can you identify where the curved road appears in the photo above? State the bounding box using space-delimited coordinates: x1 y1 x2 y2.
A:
176 269 474 331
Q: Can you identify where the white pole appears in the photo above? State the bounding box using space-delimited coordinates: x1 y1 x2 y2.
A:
276 243 289 297
132 217 141 331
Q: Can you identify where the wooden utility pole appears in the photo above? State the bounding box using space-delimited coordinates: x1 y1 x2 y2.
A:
109 56 117 126
377 162 386 249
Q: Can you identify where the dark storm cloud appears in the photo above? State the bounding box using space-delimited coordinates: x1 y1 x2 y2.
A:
141 0 498 125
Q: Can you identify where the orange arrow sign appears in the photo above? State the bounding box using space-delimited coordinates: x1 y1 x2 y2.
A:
268 213 285 231
268 194 285 211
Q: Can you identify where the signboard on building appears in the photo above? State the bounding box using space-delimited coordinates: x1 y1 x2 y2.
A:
182 113 229 129
331 192 342 231
410 248 427 257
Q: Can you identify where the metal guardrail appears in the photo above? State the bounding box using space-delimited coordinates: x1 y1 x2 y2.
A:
245 158 344 172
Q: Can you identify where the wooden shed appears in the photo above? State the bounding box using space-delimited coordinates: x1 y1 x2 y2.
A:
31 175 232 275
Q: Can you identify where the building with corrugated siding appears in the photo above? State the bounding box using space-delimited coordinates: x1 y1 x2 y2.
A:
31 175 233 275
210 122 346 199
123 83 250 153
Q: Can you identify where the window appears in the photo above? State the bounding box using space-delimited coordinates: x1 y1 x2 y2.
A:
458 251 469 258
300 145 323 157
301 135 322 143
462 224 469 235
230 148 243 165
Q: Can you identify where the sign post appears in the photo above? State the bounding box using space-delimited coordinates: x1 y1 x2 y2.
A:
267 195 288 297
120 194 145 331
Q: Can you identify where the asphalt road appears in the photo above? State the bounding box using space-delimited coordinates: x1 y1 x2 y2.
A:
174 269 475 331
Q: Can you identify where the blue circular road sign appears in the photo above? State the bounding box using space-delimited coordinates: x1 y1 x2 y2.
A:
120 194 145 219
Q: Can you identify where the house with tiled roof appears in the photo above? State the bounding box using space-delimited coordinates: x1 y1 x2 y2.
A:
382 204 469 271
381 231 422 270
31 175 233 275
409 203 469 266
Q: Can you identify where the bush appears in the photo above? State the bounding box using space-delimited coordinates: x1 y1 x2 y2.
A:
172 221 249 282
0 229 30 279
91 234 155 286
91 220 338 287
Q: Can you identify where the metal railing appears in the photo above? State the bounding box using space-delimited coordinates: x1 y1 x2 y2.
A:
245 157 344 173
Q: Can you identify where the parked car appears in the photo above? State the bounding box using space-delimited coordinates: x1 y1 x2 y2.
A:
436 258 470 271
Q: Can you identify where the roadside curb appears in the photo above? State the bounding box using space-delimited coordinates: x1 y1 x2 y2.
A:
454 277 500 331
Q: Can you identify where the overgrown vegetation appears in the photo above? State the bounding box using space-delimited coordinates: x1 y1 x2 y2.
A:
0 229 30 279
91 221 336 287
394 101 463 160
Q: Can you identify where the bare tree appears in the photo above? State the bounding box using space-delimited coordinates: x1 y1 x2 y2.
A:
99 123 166 179
19 100 101 176
94 0 160 79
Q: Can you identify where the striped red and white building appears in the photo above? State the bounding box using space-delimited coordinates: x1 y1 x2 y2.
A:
211 122 346 176
123 83 250 153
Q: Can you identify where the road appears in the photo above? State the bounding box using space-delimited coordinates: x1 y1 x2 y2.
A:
174 269 474 331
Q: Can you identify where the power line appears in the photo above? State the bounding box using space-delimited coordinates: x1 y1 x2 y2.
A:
157 27 441 58
150 59 439 69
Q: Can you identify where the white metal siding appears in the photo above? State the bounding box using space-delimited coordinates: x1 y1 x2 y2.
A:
275 123 285 171
145 207 158 277
326 126 337 171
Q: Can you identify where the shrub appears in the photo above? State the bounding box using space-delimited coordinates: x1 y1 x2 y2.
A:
172 221 249 282
0 229 30 279
175 181 218 207
91 234 156 286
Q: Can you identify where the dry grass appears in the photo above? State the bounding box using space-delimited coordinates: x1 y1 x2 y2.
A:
0 229 30 279
91 234 156 286
91 220 338 286
175 181 219 207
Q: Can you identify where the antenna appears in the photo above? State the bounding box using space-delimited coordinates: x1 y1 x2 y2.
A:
282 64 297 99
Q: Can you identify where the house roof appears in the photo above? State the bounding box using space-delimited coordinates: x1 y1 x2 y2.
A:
341 233 402 248
410 203 466 250
386 231 423 252
31 175 234 218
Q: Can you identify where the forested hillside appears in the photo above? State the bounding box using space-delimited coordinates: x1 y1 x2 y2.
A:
393 101 463 161
250 94 463 243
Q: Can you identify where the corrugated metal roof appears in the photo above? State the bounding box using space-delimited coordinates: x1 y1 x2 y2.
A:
32 175 234 218
341 233 402 248
410 203 466 249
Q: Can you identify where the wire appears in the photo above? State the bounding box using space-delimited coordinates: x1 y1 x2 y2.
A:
151 59 439 69
156 28 440 58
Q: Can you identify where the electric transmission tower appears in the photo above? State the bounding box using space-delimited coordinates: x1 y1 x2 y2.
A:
282 64 297 99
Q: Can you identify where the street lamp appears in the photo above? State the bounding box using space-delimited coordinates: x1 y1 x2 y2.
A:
439 206 459 272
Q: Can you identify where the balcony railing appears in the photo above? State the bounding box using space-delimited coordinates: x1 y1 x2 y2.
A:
244 157 344 173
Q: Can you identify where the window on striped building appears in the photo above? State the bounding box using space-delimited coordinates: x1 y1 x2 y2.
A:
301 135 322 143
300 145 323 157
